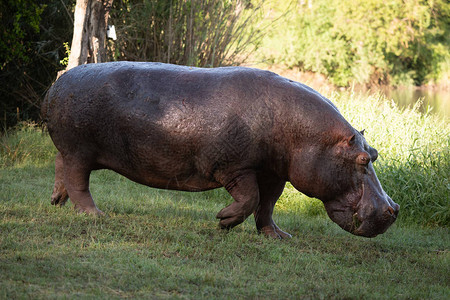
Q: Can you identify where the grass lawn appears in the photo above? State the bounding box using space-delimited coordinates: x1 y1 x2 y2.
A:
0 161 448 299
1 92 449 299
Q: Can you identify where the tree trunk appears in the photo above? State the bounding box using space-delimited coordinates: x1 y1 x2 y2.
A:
66 0 113 71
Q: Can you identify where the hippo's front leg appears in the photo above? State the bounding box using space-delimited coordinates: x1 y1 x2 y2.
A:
254 175 292 239
216 170 260 229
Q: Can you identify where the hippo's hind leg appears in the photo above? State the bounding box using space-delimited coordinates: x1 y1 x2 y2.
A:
254 175 291 239
51 152 69 206
60 153 103 215
216 170 259 229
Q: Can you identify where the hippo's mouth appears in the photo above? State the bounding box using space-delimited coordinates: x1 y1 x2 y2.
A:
351 212 380 238
352 212 362 231
350 184 365 233
323 179 399 238
349 183 398 238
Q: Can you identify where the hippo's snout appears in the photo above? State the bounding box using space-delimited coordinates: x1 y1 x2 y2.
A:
352 193 400 237
323 168 400 238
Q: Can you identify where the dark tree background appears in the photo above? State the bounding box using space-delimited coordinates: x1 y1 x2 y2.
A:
0 0 75 128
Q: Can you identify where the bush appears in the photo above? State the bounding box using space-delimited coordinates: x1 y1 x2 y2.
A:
261 0 450 86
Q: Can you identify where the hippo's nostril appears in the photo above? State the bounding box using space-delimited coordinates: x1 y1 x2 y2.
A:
385 206 398 219
387 206 394 216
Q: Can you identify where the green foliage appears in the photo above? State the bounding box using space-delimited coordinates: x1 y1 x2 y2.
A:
0 0 46 67
261 0 450 86
0 0 75 128
110 0 264 67
59 42 71 66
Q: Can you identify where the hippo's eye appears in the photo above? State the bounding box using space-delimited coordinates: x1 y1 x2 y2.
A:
347 134 356 146
356 152 370 165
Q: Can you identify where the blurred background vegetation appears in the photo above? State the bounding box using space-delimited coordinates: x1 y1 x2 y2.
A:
1 0 449 128
259 0 450 87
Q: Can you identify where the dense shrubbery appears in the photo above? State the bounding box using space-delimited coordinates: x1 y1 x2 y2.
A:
261 0 450 87
0 0 74 128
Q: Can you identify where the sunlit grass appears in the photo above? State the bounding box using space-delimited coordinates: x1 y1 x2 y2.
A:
0 122 56 168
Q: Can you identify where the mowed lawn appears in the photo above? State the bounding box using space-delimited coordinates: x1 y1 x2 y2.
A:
1 162 448 299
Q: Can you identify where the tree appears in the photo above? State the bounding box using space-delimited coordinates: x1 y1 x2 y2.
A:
66 0 113 71
110 0 265 68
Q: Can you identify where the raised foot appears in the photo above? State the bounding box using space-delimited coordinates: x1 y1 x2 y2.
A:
216 212 246 229
51 182 69 206
216 204 250 229
259 224 292 239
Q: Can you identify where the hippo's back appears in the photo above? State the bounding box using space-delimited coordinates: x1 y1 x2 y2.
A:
44 62 279 129
43 62 287 190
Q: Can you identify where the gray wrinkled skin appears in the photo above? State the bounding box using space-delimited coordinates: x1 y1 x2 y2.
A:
42 62 399 238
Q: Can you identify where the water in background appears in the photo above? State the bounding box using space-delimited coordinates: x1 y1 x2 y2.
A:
268 66 449 119
380 87 449 119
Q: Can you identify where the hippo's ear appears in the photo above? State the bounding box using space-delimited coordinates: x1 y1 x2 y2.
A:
347 134 356 146
360 129 365 136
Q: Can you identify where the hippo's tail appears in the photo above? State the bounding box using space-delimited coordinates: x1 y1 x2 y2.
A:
40 90 50 124
41 70 69 125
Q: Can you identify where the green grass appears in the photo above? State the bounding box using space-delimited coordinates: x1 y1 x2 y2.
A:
1 94 449 299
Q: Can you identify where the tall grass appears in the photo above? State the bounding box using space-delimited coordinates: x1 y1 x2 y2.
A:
1 93 448 227
0 122 56 168
332 91 449 227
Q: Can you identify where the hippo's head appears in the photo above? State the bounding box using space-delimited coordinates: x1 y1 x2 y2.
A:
289 130 399 237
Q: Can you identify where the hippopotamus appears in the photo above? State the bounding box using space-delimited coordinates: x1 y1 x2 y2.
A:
42 61 399 238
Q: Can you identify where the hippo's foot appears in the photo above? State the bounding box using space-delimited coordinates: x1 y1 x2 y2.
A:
51 181 69 207
258 223 292 239
216 171 260 229
57 153 104 217
73 204 104 216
